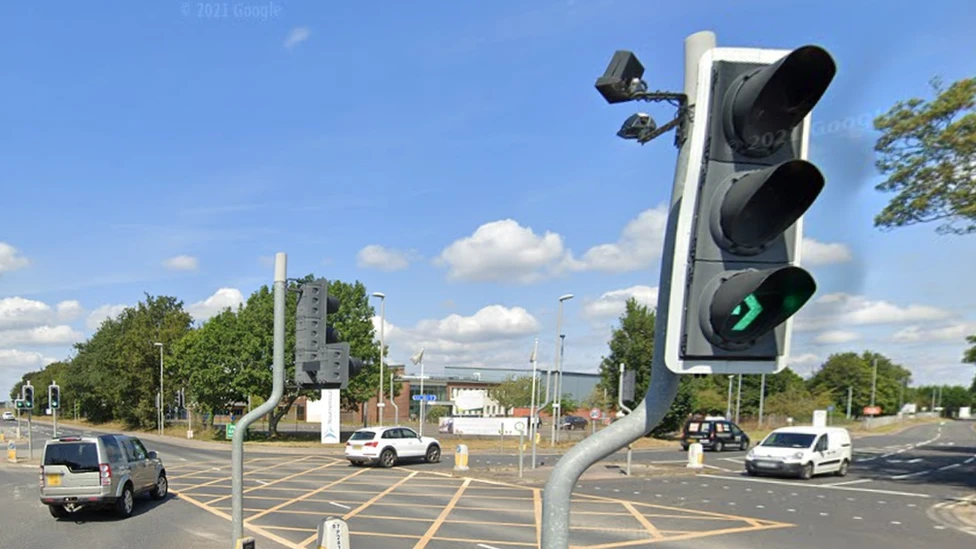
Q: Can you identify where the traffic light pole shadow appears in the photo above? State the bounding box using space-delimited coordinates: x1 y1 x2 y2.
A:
539 30 716 549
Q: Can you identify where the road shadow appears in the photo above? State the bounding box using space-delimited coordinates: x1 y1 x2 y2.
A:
53 492 175 524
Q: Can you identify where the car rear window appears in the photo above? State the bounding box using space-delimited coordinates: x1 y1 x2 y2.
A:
685 422 711 433
44 442 99 472
349 431 376 441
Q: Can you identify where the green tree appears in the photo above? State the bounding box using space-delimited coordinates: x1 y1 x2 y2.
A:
964 334 976 364
764 387 834 421
872 76 976 235
808 351 911 416
595 298 692 435
490 376 538 411
68 294 193 428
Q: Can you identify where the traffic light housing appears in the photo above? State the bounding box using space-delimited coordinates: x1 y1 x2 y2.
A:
15 399 25 410
49 384 60 409
23 385 34 409
663 45 836 375
295 279 365 389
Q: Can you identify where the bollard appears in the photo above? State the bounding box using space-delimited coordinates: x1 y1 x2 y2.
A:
234 536 255 549
454 444 469 472
317 517 350 549
7 440 16 463
686 442 704 470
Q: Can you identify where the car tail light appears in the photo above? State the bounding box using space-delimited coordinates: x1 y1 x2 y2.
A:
99 463 112 486
39 466 44 488
364 441 378 447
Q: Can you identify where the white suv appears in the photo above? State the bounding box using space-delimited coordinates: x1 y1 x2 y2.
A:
345 426 441 468
2 411 14 421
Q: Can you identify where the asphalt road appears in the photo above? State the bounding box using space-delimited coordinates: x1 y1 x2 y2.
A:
2 418 973 548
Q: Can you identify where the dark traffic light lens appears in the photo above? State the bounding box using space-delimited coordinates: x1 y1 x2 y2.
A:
709 267 816 344
719 160 824 251
724 45 836 157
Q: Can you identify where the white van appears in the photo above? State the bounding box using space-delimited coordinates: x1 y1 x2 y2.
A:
745 426 852 479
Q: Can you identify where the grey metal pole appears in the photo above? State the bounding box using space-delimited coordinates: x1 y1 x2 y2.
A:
758 374 766 427
519 430 525 478
617 364 634 476
735 374 742 424
529 338 540 469
28 410 33 460
554 334 566 443
232 252 287 545
160 344 164 436
540 30 715 549
726 375 734 419
379 296 385 427
390 372 399 425
550 301 566 447
847 386 853 419
419 357 425 438
870 358 877 407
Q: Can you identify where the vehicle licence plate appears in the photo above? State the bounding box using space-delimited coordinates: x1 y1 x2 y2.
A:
755 461 778 469
353 445 362 450
46 474 62 487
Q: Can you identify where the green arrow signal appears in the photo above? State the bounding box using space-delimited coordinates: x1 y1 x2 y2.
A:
731 294 763 331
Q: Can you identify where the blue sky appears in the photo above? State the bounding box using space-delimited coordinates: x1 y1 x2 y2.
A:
2 0 975 398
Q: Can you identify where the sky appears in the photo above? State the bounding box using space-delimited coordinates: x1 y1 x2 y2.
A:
2 0 975 399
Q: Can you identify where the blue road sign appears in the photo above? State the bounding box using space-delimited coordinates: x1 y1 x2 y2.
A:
413 394 436 401
827 405 835 412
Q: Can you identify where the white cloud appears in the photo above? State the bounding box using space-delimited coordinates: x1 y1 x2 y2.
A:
891 322 976 344
583 285 658 319
356 245 415 272
188 288 244 322
436 220 571 283
163 255 199 271
435 205 669 284
0 242 30 273
0 349 58 369
372 305 540 369
0 297 57 329
0 325 84 346
568 205 668 273
86 304 129 330
794 293 954 332
56 300 84 321
284 27 311 49
801 237 853 266
813 330 860 344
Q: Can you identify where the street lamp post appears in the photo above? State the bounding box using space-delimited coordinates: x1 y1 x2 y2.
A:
550 294 573 446
372 292 386 427
154 342 164 436
554 334 566 443
726 375 734 420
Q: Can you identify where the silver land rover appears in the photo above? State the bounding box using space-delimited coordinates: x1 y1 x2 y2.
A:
39 434 168 519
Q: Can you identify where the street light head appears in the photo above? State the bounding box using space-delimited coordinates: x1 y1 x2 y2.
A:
154 342 163 347
559 294 574 302
371 292 385 299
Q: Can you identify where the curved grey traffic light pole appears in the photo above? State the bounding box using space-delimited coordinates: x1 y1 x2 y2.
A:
232 252 287 545
539 30 717 549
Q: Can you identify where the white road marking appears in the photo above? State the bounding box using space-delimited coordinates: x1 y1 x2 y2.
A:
820 512 829 516
788 509 796 512
701 474 932 498
477 544 502 549
256 480 268 486
891 521 901 525
329 502 351 509
826 479 873 487
907 458 923 464
934 525 947 530
756 505 765 508
853 516 863 520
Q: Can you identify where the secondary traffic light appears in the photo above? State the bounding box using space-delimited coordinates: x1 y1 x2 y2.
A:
23 385 35 409
15 399 25 410
294 279 364 389
664 45 836 375
49 384 60 409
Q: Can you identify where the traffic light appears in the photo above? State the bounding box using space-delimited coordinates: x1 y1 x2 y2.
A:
294 279 365 389
664 45 836 375
23 385 35 409
15 399 25 410
49 384 60 409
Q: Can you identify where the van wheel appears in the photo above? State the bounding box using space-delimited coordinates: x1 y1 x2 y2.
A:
115 483 135 518
713 441 724 452
836 459 850 477
799 463 814 480
48 505 68 518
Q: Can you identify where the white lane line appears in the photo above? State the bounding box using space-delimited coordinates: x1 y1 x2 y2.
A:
701 474 932 498
937 463 961 471
478 544 502 549
892 470 931 480
329 502 351 509
964 457 976 464
825 479 873 487
907 458 923 464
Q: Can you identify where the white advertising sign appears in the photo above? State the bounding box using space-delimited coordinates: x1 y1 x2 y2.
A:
307 389 341 444
438 416 527 436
